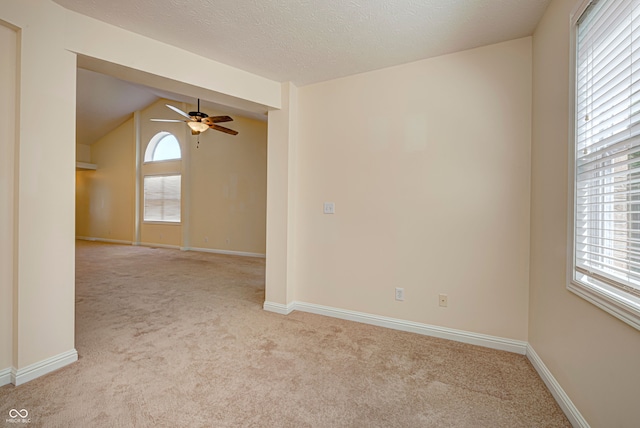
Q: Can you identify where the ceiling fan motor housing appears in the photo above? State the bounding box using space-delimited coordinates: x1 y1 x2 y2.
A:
189 111 208 120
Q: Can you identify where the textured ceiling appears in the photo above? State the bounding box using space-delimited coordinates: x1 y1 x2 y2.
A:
64 0 552 145
55 0 551 86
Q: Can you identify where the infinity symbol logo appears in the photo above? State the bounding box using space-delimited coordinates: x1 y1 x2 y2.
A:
9 409 28 418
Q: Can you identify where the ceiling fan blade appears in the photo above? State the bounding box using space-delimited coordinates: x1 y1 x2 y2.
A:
166 104 193 120
210 124 238 135
150 119 187 123
202 116 233 125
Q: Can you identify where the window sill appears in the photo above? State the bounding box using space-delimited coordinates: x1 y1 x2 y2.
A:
568 279 640 331
142 221 181 226
143 159 182 165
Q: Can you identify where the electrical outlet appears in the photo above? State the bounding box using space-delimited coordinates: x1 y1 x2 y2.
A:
439 294 448 307
204 237 208 243
323 202 335 214
395 287 405 301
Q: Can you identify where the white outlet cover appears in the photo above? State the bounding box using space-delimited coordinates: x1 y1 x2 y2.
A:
323 202 335 214
439 294 448 307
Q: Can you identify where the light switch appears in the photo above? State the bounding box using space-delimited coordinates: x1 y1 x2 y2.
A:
323 202 335 214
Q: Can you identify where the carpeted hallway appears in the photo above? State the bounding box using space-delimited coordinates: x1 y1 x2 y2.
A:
0 241 570 427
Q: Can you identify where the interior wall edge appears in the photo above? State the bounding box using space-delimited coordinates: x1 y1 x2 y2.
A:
186 246 266 259
266 301 528 355
0 14 18 380
75 237 133 246
0 367 11 387
526 344 590 427
263 301 590 425
10 349 77 386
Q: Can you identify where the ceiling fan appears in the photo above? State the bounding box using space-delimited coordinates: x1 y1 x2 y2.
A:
151 99 238 136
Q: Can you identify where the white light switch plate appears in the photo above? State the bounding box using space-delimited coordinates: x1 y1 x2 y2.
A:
323 202 335 214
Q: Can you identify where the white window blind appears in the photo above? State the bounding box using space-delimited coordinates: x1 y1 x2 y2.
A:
574 0 640 319
144 175 181 222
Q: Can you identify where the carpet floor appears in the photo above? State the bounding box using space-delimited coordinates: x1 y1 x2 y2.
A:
0 241 570 427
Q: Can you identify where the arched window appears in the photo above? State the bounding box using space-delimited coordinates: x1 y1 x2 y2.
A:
145 132 181 162
143 132 182 223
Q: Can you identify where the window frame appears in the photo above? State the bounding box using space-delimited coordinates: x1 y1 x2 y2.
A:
143 173 182 224
144 131 182 163
568 0 640 331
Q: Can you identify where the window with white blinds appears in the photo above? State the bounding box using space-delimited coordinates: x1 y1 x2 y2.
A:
143 175 181 223
572 0 640 329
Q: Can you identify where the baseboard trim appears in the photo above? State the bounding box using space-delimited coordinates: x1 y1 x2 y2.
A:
75 238 265 258
76 236 133 245
264 301 588 424
263 301 296 315
11 349 78 386
0 367 11 386
187 246 266 258
526 344 589 427
266 301 527 354
138 242 181 250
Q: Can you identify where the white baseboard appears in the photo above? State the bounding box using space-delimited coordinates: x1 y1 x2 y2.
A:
264 301 587 425
138 242 180 250
263 301 296 315
0 367 11 386
526 344 589 427
265 301 527 355
76 238 265 258
11 349 78 386
76 236 132 245
187 246 266 258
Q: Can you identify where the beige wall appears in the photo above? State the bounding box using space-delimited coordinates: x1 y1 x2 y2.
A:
1 0 78 370
530 0 640 426
76 118 135 242
77 98 268 254
7 1 634 423
265 82 298 304
76 144 91 163
0 22 17 373
188 107 267 255
294 38 532 340
0 0 280 380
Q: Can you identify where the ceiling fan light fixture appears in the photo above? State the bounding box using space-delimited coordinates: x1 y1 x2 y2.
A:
187 121 209 133
153 100 237 136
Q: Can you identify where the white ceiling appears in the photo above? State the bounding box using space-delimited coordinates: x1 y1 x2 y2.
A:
76 69 157 146
76 68 262 145
56 0 551 86
59 0 553 145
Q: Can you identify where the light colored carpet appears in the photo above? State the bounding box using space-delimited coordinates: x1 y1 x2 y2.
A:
0 241 570 427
